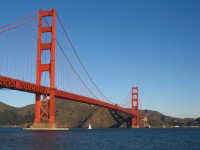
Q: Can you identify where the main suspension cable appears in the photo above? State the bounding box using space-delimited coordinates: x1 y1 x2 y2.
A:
0 10 37 29
0 18 38 34
56 12 113 104
56 39 99 100
118 89 132 105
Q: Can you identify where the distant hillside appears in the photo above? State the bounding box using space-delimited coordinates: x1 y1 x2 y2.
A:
187 117 200 126
140 109 196 127
0 102 15 112
81 108 131 128
0 102 34 126
54 98 97 127
0 100 199 128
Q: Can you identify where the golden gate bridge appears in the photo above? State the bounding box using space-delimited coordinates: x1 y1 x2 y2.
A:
0 9 142 129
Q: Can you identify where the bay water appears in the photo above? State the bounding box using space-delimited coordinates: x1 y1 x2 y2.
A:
0 128 200 150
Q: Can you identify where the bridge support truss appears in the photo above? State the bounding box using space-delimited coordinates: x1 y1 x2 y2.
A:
33 9 56 128
131 87 139 128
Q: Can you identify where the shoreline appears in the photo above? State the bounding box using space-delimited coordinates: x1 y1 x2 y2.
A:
0 126 200 129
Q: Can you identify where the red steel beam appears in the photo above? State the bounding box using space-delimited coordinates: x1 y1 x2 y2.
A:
0 75 143 118
56 90 134 116
0 75 49 94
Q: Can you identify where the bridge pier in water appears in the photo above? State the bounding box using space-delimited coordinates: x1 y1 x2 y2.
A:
33 9 57 129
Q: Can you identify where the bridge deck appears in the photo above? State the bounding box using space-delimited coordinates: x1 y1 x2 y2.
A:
0 75 139 117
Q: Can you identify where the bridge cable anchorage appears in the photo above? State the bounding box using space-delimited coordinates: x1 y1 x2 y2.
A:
55 12 113 104
0 18 38 34
0 10 38 29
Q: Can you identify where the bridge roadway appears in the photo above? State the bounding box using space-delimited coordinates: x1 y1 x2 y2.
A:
0 75 139 117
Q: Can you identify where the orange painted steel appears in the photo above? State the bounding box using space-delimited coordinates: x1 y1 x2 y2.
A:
131 87 140 128
35 9 56 124
0 75 142 118
0 9 144 128
0 76 49 94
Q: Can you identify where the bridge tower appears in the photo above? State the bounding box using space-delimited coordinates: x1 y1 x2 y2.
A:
33 9 56 128
132 87 139 128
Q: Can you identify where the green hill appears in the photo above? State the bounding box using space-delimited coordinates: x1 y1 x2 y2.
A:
0 100 199 128
140 109 196 127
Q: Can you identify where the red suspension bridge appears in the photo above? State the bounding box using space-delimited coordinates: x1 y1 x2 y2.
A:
0 9 142 128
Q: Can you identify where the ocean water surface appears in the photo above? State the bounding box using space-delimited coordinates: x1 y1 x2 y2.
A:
0 128 200 150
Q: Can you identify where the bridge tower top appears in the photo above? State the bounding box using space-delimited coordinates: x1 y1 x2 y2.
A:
36 9 56 87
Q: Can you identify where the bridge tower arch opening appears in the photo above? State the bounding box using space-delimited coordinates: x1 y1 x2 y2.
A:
33 9 56 128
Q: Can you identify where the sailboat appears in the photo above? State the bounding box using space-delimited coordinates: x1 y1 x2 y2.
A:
88 123 92 129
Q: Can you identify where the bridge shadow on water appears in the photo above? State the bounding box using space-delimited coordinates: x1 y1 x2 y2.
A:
108 109 131 128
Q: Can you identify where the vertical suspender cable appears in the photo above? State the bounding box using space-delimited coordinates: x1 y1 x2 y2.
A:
56 13 113 104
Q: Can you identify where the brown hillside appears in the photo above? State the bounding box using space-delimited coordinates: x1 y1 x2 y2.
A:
82 108 131 128
0 101 15 112
0 100 199 128
55 98 97 127
15 104 35 116
140 109 195 127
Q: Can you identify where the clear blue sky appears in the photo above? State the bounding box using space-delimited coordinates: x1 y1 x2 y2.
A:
0 0 199 118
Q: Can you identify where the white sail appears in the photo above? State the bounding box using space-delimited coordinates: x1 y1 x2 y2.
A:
88 123 92 129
